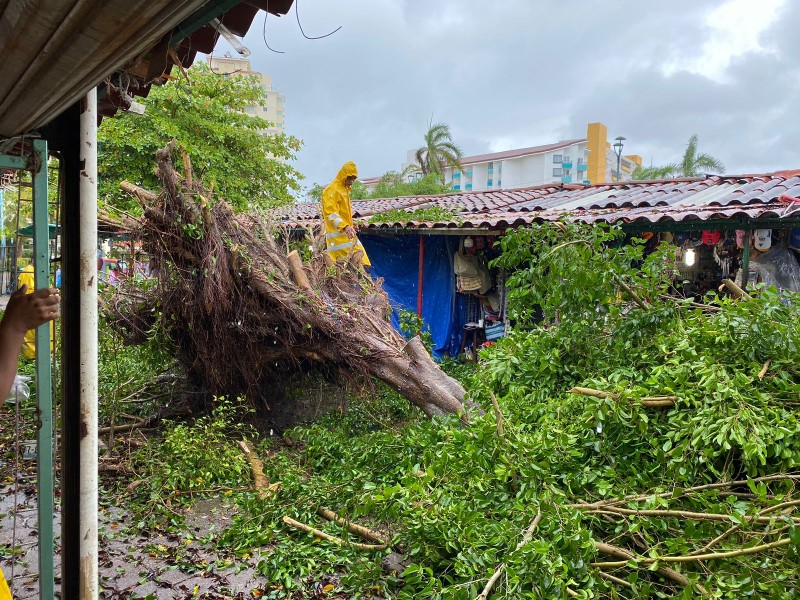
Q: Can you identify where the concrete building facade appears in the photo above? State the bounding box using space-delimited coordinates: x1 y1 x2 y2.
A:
362 122 642 194
207 55 285 136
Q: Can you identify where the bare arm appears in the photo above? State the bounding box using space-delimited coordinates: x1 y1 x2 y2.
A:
0 285 60 405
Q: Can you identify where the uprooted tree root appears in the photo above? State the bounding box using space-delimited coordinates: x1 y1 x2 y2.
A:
111 141 478 422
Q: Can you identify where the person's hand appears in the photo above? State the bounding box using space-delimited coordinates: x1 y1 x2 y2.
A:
344 225 356 239
2 285 60 336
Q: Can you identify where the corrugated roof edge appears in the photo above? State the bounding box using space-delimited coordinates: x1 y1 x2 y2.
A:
279 171 800 232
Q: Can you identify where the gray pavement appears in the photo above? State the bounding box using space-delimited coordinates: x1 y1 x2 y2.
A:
0 477 278 599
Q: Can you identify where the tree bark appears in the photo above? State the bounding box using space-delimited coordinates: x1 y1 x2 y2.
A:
114 143 477 422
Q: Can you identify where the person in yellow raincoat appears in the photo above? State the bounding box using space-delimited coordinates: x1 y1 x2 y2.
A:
321 161 371 268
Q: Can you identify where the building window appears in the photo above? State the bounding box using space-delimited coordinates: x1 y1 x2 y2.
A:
262 106 268 111
487 179 493 187
553 168 563 177
553 155 563 164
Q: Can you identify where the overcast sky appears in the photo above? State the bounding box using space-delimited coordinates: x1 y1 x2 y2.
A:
211 0 796 194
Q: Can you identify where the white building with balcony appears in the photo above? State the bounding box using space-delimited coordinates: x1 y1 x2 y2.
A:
434 139 589 192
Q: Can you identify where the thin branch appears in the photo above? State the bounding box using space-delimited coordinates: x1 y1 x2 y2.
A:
282 516 387 551
582 505 800 524
477 511 541 600
566 473 800 509
614 276 649 311
758 361 771 380
594 541 701 593
721 278 752 300
691 498 800 555
597 571 633 589
317 508 389 545
591 537 790 566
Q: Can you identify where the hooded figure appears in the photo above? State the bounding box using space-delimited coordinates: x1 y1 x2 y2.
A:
321 161 371 267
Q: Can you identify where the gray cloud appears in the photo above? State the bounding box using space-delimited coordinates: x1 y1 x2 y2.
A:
219 0 797 193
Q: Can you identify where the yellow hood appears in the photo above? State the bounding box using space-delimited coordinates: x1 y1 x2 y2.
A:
334 161 358 186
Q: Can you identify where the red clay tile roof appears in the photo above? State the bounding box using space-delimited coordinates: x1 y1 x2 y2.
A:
280 173 800 230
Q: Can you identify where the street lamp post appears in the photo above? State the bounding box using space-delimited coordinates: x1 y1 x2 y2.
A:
613 136 626 182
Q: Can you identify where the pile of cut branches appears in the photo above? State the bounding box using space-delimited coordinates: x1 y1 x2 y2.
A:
112 142 473 420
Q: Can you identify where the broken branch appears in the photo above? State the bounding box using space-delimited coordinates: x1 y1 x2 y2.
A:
584 505 800 524
593 541 700 592
282 516 387 551
477 511 541 600
316 508 389 545
238 439 280 499
592 537 790 567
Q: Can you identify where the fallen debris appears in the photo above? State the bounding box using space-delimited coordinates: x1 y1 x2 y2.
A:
238 440 280 499
316 507 389 546
282 516 388 551
114 142 479 421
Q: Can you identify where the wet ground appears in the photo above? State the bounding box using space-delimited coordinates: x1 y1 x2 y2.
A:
0 474 277 599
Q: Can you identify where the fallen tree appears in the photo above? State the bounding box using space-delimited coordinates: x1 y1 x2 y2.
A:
113 142 475 421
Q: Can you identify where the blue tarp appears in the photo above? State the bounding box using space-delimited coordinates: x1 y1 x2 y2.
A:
360 234 466 358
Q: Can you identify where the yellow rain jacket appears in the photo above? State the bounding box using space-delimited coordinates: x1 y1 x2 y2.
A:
17 265 36 359
321 162 371 267
17 264 54 359
0 568 10 600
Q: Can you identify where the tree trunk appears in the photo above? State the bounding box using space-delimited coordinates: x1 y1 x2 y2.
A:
113 142 478 422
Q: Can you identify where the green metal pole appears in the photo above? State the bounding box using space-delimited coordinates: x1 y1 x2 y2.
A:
741 229 752 289
0 155 27 170
31 139 55 600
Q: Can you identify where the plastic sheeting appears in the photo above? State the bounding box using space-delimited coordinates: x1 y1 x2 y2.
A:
748 246 800 293
360 234 465 357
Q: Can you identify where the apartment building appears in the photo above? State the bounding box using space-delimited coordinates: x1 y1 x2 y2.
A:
438 139 589 192
362 122 641 194
207 55 285 136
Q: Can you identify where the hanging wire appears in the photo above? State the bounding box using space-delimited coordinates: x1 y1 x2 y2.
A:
295 0 342 39
263 1 285 54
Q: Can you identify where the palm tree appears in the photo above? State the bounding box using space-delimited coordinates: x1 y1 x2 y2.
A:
631 164 678 180
631 134 724 180
414 122 464 182
673 134 724 177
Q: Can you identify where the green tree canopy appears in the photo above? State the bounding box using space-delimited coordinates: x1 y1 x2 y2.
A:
358 171 450 199
306 171 449 202
414 122 464 182
98 63 303 213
